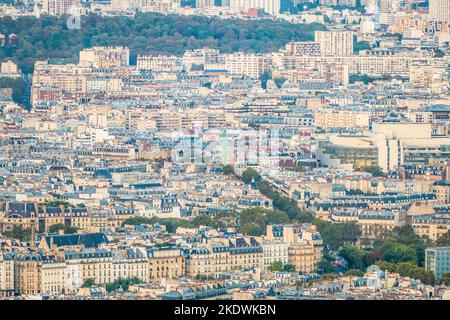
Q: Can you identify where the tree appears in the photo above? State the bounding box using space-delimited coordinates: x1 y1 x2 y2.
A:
436 230 450 246
363 250 383 266
3 225 31 242
340 246 366 270
374 225 430 267
265 210 289 225
269 261 283 272
222 165 234 175
64 225 78 234
259 71 271 89
121 217 154 226
190 64 204 71
349 74 376 84
191 215 214 227
105 277 142 292
0 77 27 105
82 278 95 288
359 165 385 177
239 208 290 236
283 264 296 273
48 223 64 233
273 77 287 88
317 259 337 274
240 223 263 236
0 13 327 74
316 222 361 250
382 243 417 264
440 273 450 286
375 261 435 285
241 168 260 184
212 211 237 228
354 40 371 53
344 269 364 277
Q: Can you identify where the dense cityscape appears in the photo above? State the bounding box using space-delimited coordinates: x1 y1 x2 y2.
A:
0 0 449 302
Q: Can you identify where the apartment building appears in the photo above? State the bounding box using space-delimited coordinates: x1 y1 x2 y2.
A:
79 47 130 69
0 254 15 298
314 30 354 56
147 247 185 281
137 55 182 72
314 110 370 129
229 0 281 15
425 247 450 280
224 52 268 79
429 0 450 23
266 224 323 273
0 202 90 233
412 215 450 242
261 241 289 272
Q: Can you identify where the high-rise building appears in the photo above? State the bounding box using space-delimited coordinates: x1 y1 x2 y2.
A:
229 0 281 15
379 0 401 14
280 0 293 13
426 247 450 280
41 0 81 15
429 0 450 23
314 30 354 56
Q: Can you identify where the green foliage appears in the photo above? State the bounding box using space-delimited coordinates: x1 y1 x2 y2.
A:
160 218 196 233
259 71 271 89
240 223 262 236
333 224 433 284
381 243 417 264
240 168 314 224
43 200 72 207
105 277 142 292
0 77 26 105
0 13 326 73
191 215 214 227
330 2 366 13
344 269 364 277
190 64 204 71
195 274 215 281
354 40 371 53
440 273 450 286
436 230 450 246
285 166 306 173
273 77 287 88
211 211 238 229
359 165 385 177
48 223 78 234
349 74 376 84
339 246 366 270
269 261 283 272
241 168 260 184
315 221 361 250
374 225 430 267
121 217 154 226
3 225 31 242
317 259 337 274
381 33 403 40
82 278 95 288
297 2 320 11
375 261 435 285
129 213 238 233
239 207 289 236
283 264 296 273
222 165 234 175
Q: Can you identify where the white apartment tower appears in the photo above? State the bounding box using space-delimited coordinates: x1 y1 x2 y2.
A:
314 30 354 56
429 0 450 23
229 0 281 15
41 0 81 15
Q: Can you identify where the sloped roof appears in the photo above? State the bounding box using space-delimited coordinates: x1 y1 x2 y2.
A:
44 232 109 249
